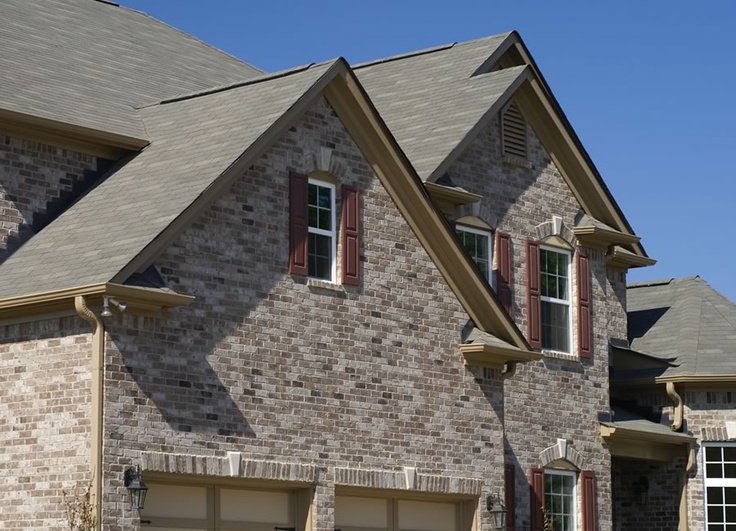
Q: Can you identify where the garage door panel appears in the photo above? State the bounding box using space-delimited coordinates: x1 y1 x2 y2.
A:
219 488 293 524
398 500 456 531
141 484 209 520
335 496 389 529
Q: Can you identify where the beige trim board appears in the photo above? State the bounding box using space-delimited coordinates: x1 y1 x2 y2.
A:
459 342 541 368
573 225 640 249
0 108 147 159
424 182 482 206
656 374 736 385
0 282 194 322
606 246 657 270
600 424 694 462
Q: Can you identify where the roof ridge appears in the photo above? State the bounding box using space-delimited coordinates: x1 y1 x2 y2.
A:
355 32 513 70
149 61 337 107
627 278 675 289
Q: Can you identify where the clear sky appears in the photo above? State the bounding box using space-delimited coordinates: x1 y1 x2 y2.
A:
120 0 736 302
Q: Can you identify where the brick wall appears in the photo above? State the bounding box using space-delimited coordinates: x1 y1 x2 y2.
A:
611 457 684 531
445 112 624 530
0 317 91 529
100 98 506 529
0 131 101 263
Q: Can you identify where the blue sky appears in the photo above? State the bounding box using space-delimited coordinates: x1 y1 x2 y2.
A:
120 0 736 302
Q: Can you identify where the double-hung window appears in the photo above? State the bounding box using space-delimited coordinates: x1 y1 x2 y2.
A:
539 246 572 353
704 443 736 530
545 470 576 531
456 226 492 283
307 179 336 281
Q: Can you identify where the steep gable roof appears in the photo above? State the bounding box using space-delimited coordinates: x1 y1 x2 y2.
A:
628 276 736 380
0 0 262 143
0 57 531 351
0 61 337 300
357 32 650 262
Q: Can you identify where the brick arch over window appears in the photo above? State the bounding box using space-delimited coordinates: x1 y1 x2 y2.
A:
539 438 584 470
534 215 577 248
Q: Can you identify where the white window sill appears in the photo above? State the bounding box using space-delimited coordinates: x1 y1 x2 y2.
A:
307 278 344 292
542 349 579 362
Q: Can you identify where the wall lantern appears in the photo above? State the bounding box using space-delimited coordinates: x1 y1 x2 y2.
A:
633 476 649 505
486 493 506 530
123 466 149 510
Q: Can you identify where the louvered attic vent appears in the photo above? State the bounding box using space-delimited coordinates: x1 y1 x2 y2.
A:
501 101 527 159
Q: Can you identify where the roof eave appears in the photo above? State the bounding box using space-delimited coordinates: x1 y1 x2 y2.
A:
0 108 149 159
0 282 194 324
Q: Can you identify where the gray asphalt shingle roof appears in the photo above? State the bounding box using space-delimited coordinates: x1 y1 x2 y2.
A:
0 0 262 140
628 276 736 377
0 62 336 298
356 35 527 181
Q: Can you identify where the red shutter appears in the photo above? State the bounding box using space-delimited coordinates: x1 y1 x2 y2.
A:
526 241 541 350
505 464 516 531
289 173 308 276
577 252 592 358
529 468 545 531
581 470 596 531
341 185 360 286
496 231 512 314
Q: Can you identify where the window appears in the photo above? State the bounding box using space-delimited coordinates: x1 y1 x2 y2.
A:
307 179 336 281
290 173 360 286
704 443 736 530
545 470 576 531
540 246 572 353
456 226 492 283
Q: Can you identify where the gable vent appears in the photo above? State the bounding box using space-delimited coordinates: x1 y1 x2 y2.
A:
501 101 527 159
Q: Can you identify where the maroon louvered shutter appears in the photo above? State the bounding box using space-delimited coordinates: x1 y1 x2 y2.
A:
288 172 309 276
529 468 545 531
526 241 541 349
505 464 516 531
581 470 596 531
577 252 592 358
496 231 512 314
341 185 360 286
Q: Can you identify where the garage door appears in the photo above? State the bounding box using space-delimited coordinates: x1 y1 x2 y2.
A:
335 495 461 531
140 483 295 531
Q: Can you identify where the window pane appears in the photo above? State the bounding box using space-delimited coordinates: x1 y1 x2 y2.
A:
707 447 723 462
725 487 736 504
308 183 332 231
308 233 332 280
542 301 570 352
725 464 736 478
709 464 724 479
724 447 736 462
710 487 725 504
710 505 725 523
726 506 736 522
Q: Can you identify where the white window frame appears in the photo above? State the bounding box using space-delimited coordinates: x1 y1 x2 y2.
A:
307 178 336 282
544 469 577 531
703 442 736 529
539 245 572 354
456 225 494 288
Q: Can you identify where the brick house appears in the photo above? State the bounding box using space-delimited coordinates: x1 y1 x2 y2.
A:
0 1 724 530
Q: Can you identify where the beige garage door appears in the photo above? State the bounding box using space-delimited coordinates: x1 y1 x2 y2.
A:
335 495 461 531
140 483 294 531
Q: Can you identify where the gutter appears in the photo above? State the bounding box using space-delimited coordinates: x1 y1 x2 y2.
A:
75 296 104 529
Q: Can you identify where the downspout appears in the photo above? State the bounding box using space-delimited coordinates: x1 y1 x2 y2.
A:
679 443 696 531
501 362 517 380
666 382 684 430
75 296 104 529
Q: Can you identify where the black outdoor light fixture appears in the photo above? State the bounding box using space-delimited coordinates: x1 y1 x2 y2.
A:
486 493 507 530
633 476 649 506
124 465 149 510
